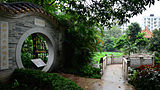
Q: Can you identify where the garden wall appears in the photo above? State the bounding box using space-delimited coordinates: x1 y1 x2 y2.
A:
129 54 154 68
0 2 65 82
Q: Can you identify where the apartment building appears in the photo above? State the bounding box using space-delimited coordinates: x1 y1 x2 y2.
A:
142 14 160 32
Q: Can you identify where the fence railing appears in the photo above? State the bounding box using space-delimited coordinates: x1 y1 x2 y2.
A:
93 54 124 75
122 57 130 82
111 54 122 64
100 54 108 75
99 54 123 75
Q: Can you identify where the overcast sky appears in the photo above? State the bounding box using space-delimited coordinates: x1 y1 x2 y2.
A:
130 0 160 25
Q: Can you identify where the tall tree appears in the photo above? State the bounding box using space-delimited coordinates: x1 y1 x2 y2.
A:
1 0 157 27
1 0 156 70
148 29 160 62
114 23 148 54
103 26 122 51
126 22 141 43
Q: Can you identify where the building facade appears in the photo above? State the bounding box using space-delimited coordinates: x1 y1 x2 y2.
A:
142 14 160 32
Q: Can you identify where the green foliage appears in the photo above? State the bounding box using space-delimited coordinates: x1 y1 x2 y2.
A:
21 35 34 69
0 69 82 90
114 34 136 54
129 65 160 90
126 22 141 42
93 52 124 64
148 29 160 63
2 0 156 26
63 22 103 71
21 34 48 69
2 0 156 74
129 70 160 90
149 29 160 52
114 22 149 55
128 70 139 82
135 32 149 52
102 26 122 51
79 65 101 79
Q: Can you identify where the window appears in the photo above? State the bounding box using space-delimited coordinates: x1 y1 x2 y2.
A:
154 21 157 24
151 18 153 22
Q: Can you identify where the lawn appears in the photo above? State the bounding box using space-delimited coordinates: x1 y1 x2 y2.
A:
92 52 124 64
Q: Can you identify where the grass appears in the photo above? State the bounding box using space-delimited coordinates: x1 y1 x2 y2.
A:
92 52 124 64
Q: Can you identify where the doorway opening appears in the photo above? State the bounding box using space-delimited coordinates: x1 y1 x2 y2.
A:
21 33 48 69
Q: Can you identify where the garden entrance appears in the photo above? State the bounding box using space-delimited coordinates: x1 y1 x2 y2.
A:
16 28 55 72
21 33 49 70
0 2 65 81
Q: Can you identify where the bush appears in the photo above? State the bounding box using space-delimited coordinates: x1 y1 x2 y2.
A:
129 64 160 90
0 69 82 90
79 65 101 79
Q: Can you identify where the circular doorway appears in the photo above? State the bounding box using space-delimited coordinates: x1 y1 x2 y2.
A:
16 28 55 72
21 33 48 70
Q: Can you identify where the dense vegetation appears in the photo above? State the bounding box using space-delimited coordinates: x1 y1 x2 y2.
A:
21 34 48 69
102 26 122 52
149 29 160 63
129 64 160 90
0 69 82 90
114 22 149 55
1 0 157 74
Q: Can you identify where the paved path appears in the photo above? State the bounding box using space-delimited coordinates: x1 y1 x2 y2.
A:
101 64 134 90
59 64 134 90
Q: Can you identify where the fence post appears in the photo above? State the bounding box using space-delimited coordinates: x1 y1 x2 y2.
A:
103 56 106 69
111 54 114 64
105 54 108 66
140 56 143 65
152 56 155 66
100 57 103 75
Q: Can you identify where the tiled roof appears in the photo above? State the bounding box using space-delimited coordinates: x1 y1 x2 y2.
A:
141 26 152 38
0 2 57 22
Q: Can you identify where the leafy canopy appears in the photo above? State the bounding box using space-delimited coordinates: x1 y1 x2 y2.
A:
148 29 160 63
1 0 157 26
102 26 122 51
1 0 156 71
114 22 148 54
149 29 160 53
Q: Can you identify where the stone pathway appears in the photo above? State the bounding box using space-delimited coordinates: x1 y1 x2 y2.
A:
101 64 134 90
59 64 135 90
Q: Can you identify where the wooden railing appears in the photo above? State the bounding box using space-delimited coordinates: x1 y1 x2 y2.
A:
100 54 108 75
122 57 130 82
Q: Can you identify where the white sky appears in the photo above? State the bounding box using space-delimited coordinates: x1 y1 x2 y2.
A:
130 0 160 25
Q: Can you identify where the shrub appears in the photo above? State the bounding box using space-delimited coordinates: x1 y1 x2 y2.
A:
0 69 82 90
129 64 160 90
136 64 160 72
79 65 101 79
